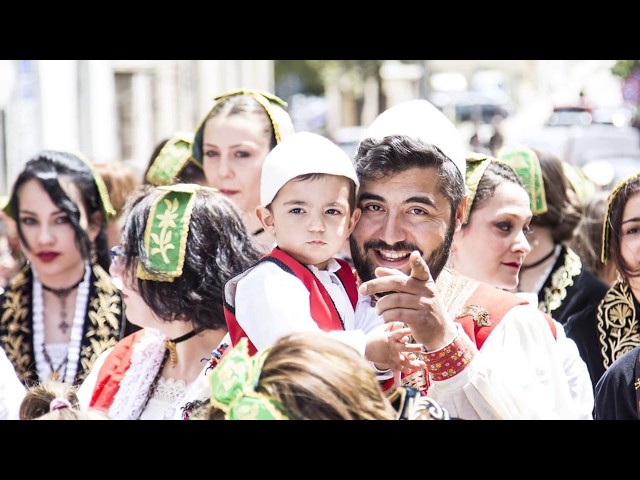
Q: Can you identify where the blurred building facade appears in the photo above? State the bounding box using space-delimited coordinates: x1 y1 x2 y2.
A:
0 60 624 197
0 60 274 196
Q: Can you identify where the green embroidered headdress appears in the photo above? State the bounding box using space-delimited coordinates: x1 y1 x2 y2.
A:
136 183 218 282
499 145 548 215
562 161 597 206
145 132 200 186
464 152 522 225
209 337 289 420
464 152 493 225
191 89 295 167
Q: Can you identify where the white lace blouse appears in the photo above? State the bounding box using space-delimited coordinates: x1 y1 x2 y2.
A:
77 328 211 420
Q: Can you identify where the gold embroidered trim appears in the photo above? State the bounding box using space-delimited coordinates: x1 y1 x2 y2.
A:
463 153 493 225
435 267 479 317
597 279 640 370
80 264 123 382
0 264 123 385
401 369 429 392
456 305 491 327
0 267 31 384
539 247 582 314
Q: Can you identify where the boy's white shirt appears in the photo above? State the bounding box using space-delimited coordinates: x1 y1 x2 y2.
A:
234 257 372 354
77 328 215 420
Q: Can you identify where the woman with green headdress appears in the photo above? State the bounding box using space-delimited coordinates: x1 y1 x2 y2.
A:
567 173 640 400
449 152 533 292
499 145 609 328
76 183 261 419
448 151 594 415
191 89 295 253
0 150 133 387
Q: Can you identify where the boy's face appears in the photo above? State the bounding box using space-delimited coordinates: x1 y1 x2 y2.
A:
257 175 360 270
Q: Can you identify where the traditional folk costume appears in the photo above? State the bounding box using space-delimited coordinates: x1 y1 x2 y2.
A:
498 145 609 326
565 279 640 390
531 244 609 325
594 343 640 420
349 99 592 419
356 267 595 420
77 184 234 420
0 150 135 387
0 262 126 386
77 328 229 420
223 130 370 357
224 247 359 355
564 172 640 391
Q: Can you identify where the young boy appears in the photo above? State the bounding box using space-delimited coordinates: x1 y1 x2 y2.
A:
223 131 423 374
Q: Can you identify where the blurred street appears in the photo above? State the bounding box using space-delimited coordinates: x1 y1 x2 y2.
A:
1 60 639 196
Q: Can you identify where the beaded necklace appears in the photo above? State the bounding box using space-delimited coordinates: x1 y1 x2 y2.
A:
32 263 91 383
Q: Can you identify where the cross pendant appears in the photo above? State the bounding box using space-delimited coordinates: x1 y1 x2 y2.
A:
58 320 71 334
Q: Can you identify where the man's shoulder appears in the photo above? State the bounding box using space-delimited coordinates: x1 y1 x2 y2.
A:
472 281 526 305
439 269 525 307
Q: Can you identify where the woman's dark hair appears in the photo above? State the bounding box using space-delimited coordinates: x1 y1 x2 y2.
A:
530 148 583 243
466 161 524 224
570 190 610 277
178 162 207 184
8 150 110 270
119 185 262 331
608 176 640 278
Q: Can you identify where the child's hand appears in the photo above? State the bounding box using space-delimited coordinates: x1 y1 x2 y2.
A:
365 322 426 373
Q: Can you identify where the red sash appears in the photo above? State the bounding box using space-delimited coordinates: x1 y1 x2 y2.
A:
455 283 556 349
382 283 557 393
224 247 358 356
89 329 146 411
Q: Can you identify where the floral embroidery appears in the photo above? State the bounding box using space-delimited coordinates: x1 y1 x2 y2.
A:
597 280 640 369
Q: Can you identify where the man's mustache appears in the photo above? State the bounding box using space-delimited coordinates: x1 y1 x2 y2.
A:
363 240 422 256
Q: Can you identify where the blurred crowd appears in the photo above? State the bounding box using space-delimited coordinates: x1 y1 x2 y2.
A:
2 89 640 422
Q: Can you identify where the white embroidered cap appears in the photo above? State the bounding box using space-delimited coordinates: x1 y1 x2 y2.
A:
260 131 359 207
362 99 467 183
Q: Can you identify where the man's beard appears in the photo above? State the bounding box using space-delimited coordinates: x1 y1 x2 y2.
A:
350 223 455 288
